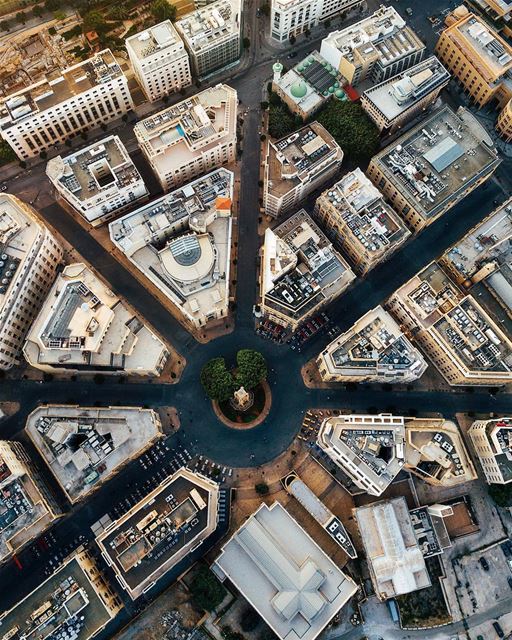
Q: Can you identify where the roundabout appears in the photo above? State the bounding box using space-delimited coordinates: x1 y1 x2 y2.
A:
212 380 272 430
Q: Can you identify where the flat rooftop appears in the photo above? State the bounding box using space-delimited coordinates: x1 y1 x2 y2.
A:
479 417 512 482
212 502 357 640
409 506 448 559
362 56 450 122
176 0 239 53
355 497 431 600
46 135 146 205
374 106 499 220
0 50 123 129
126 21 184 60
0 554 116 640
25 406 162 503
96 468 218 599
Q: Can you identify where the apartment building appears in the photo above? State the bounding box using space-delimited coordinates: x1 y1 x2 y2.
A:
134 84 237 191
469 417 512 484
0 50 134 160
0 550 122 640
110 169 234 329
264 121 343 218
0 440 61 564
320 6 425 86
0 194 63 370
176 0 240 78
314 168 410 275
126 21 192 103
46 135 149 227
386 261 512 385
366 105 500 232
361 56 450 134
270 0 364 43
476 0 512 23
497 97 512 141
316 305 427 383
25 405 163 503
260 209 355 331
23 262 169 376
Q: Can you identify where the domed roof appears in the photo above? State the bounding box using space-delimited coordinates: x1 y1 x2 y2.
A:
290 80 307 98
335 89 344 98
328 86 335 93
272 61 283 72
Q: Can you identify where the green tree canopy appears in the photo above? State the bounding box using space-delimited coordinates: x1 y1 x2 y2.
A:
83 10 110 33
316 100 380 162
200 357 235 401
488 483 512 508
236 349 267 390
268 104 297 139
150 0 177 23
190 565 226 612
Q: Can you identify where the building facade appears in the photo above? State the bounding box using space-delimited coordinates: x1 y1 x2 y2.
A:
126 21 192 103
0 50 134 160
0 195 63 370
469 417 512 484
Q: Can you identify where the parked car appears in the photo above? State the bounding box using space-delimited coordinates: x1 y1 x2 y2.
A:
493 621 504 638
479 556 490 571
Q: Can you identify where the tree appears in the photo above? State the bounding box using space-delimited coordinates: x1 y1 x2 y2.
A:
32 5 44 18
15 11 26 24
0 19 10 30
488 483 512 508
289 34 296 44
0 141 16 165
189 565 226 612
255 482 269 495
260 101 269 110
236 349 267 390
240 608 262 632
150 0 177 23
200 357 235 401
83 10 109 33
53 9 66 20
44 0 61 11
268 104 296 139
243 36 250 49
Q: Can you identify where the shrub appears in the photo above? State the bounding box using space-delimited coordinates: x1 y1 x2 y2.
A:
255 482 269 495
190 565 226 612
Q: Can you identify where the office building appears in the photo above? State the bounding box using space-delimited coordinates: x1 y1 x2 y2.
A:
0 550 122 639
95 468 219 599
25 405 163 504
23 263 169 376
212 502 358 640
469 417 512 484
314 168 410 275
271 51 348 121
475 0 512 23
110 169 234 329
264 122 343 218
46 136 149 227
134 84 237 191
320 6 425 86
366 106 500 232
260 209 355 331
316 306 427 383
0 194 63 370
126 21 192 103
361 56 450 134
355 497 431 600
0 440 61 564
386 261 512 385
0 50 133 160
176 0 240 78
270 0 364 43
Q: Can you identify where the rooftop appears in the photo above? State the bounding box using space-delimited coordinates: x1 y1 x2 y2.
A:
374 105 499 220
95 468 219 599
126 21 185 60
25 405 162 503
355 497 431 600
109 169 233 324
0 553 116 640
0 50 123 129
176 0 240 53
409 506 450 559
212 502 357 640
362 56 450 123
475 417 512 482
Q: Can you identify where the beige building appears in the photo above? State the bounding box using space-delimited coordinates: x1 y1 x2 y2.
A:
212 502 358 640
366 105 500 232
0 194 63 370
46 135 149 227
95 468 219 599
314 168 410 275
0 440 61 564
496 97 512 141
126 21 192 103
134 84 237 191
23 263 169 376
476 0 512 22
25 405 163 504
0 50 133 160
361 56 450 134
0 550 123 639
386 261 512 386
264 122 343 218
469 417 512 484
260 209 355 331
110 169 234 329
316 305 427 384
320 6 425 86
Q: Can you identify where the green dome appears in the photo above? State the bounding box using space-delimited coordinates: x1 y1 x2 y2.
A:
297 64 304 72
334 81 339 88
326 64 332 71
272 61 283 73
335 89 344 98
308 57 314 63
328 86 335 93
323 90 329 96
290 80 308 98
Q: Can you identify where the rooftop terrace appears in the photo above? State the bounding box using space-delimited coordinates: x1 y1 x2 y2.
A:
126 21 184 60
176 0 239 52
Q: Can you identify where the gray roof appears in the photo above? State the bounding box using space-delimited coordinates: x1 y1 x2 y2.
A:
423 137 464 173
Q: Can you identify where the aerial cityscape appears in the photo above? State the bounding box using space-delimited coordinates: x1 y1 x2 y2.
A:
2 0 512 640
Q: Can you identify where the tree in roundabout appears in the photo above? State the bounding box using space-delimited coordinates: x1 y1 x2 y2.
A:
235 349 267 390
200 357 236 402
